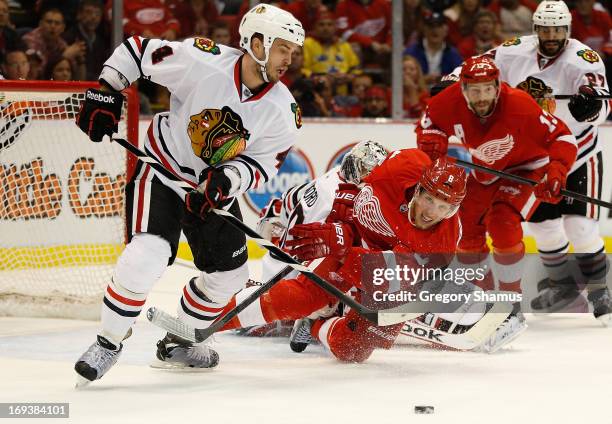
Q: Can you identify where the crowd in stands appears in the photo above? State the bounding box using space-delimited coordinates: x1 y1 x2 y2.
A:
0 0 610 119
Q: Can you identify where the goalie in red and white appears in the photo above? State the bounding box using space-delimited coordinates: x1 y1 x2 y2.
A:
217 148 469 362
416 56 577 350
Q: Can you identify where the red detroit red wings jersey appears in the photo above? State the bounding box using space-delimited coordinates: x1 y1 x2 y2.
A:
417 83 577 185
352 149 460 254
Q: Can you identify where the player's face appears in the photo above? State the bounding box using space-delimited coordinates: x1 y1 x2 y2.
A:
411 190 454 229
463 81 498 117
266 39 300 82
535 26 568 57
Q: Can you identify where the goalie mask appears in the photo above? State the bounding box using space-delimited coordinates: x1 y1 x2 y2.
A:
339 140 388 185
239 4 305 83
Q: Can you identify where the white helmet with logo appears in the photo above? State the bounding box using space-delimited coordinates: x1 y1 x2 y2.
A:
533 0 572 32
239 4 305 81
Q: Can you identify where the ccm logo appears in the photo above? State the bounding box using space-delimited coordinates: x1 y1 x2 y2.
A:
87 91 116 103
334 223 344 245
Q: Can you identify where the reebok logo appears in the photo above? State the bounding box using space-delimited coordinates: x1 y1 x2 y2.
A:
87 91 116 104
402 323 443 343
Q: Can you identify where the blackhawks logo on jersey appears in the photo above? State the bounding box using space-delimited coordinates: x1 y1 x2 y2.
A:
291 103 302 129
187 106 250 165
517 76 556 114
502 37 521 47
577 49 599 63
193 37 221 55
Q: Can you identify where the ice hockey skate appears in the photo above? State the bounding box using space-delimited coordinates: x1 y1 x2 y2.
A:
480 305 527 353
289 318 314 353
530 276 585 313
588 288 612 327
74 335 123 388
153 333 219 370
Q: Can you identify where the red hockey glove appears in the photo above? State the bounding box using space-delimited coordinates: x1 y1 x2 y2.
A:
76 88 123 142
534 161 568 204
285 222 354 261
326 183 360 224
185 167 232 218
417 129 448 161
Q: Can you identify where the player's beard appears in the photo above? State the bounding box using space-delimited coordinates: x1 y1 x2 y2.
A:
470 99 495 118
265 65 286 83
538 38 565 58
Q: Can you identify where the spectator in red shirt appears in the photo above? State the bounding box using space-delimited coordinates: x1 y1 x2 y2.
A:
361 85 389 117
444 0 484 47
571 0 612 55
332 73 372 117
404 0 426 47
457 10 502 58
106 0 180 40
166 0 219 39
22 8 86 76
283 0 330 33
335 0 392 68
402 55 429 118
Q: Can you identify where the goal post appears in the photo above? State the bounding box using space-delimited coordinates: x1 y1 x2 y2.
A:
0 80 139 320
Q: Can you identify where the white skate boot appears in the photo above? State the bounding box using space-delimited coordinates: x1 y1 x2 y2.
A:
74 335 122 387
153 333 219 370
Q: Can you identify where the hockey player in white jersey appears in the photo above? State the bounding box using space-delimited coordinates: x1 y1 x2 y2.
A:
73 4 304 385
479 0 611 323
257 140 388 283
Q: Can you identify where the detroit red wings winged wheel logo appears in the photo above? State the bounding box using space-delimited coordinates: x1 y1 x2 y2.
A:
187 106 251 165
354 185 395 238
468 134 514 165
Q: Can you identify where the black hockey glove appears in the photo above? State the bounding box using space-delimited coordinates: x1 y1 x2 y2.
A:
76 88 123 142
568 85 602 123
185 167 232 219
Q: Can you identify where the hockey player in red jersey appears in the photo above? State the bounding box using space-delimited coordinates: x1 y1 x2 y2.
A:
416 56 577 350
218 149 468 362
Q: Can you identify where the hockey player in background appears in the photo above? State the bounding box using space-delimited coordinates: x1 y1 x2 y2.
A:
479 0 611 322
73 4 304 385
416 56 577 350
217 149 468 362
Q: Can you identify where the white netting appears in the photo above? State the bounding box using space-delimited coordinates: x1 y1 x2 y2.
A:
0 86 131 319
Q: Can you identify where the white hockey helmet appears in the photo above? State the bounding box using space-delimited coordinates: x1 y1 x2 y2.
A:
239 4 305 81
533 0 572 32
339 140 388 185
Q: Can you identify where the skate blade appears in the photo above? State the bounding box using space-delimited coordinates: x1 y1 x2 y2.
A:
75 375 92 389
149 359 217 372
484 323 528 354
596 312 612 328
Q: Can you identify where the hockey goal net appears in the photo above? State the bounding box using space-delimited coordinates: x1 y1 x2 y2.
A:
0 81 139 320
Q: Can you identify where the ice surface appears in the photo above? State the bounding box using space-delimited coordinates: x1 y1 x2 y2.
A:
1 261 611 424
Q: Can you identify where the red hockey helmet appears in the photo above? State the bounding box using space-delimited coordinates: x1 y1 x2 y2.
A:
460 56 500 85
419 158 467 207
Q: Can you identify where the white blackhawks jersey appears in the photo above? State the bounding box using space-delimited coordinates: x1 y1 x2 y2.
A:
260 167 341 282
487 35 610 172
101 36 301 197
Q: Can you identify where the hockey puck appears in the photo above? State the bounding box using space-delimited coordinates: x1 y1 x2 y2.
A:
414 406 434 414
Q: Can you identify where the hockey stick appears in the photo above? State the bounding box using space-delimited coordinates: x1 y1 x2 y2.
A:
110 136 424 326
399 300 513 351
447 137 612 210
147 265 293 343
553 94 612 100
110 137 511 347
